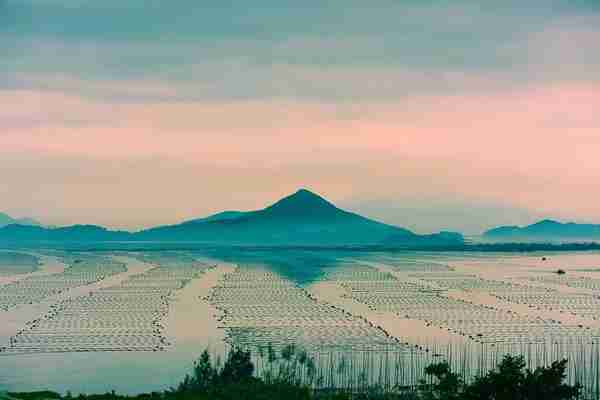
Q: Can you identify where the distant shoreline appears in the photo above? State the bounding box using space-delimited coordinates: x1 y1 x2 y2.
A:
1 241 600 253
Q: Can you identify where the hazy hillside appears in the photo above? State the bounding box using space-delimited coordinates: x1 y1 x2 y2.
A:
0 189 463 246
484 219 600 242
181 211 247 224
136 189 459 245
0 213 41 228
0 224 131 242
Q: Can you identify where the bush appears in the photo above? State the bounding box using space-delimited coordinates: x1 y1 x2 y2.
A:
7 392 61 400
172 348 311 400
422 355 581 400
8 350 583 400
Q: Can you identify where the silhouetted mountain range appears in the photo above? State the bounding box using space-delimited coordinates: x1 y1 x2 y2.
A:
484 219 600 241
0 189 463 246
0 212 42 228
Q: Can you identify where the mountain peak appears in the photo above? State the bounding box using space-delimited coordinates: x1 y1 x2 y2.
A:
295 188 316 195
271 188 335 205
289 188 328 201
537 219 561 224
262 189 341 218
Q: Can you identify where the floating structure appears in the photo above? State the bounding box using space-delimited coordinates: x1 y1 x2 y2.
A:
0 255 125 312
1 254 211 354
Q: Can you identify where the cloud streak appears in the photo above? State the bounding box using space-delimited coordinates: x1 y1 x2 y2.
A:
2 82 600 232
1 1 600 232
2 1 599 101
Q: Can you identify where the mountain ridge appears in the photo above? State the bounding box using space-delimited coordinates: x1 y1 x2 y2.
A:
182 211 247 225
0 189 462 246
0 212 42 228
136 189 420 244
484 219 600 241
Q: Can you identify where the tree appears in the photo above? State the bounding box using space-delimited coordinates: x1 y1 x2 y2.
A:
522 359 581 400
465 355 526 400
220 348 254 383
421 361 462 400
192 350 216 392
464 355 581 400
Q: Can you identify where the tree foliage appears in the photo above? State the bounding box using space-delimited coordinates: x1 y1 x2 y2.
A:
422 355 582 400
8 350 583 400
463 356 581 400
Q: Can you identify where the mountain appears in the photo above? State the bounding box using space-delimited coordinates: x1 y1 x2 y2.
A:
0 189 463 246
0 224 131 242
484 219 600 242
136 189 429 245
181 211 247 224
0 213 14 227
0 212 42 228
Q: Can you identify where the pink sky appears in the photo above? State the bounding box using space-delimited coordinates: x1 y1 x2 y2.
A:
2 1 599 233
1 81 599 233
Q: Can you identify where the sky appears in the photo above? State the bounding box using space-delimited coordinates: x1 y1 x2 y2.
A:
1 1 599 234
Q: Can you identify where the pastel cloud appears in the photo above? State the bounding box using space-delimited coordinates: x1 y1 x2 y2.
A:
1 0 600 233
2 1 599 101
2 80 599 232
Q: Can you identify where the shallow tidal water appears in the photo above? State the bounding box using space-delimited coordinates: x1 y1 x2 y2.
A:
2 249 600 394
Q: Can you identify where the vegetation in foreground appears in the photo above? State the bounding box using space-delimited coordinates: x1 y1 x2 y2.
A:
5 348 583 400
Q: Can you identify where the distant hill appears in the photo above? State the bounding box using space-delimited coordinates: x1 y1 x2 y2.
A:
0 189 463 246
484 219 600 242
0 224 131 242
181 211 247 224
137 189 461 245
0 212 42 228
